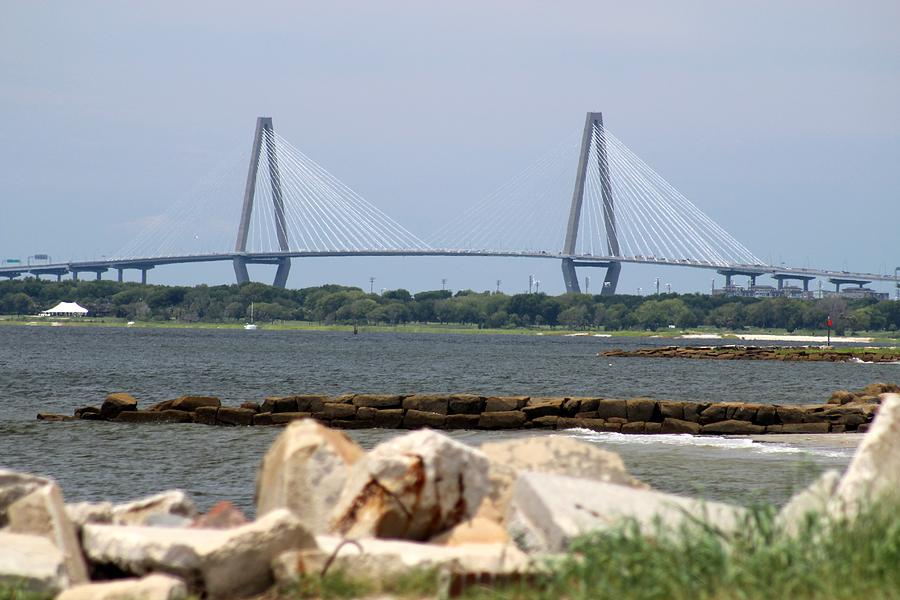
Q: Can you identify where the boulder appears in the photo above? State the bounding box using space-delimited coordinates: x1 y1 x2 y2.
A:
82 509 315 599
403 394 450 414
595 399 627 419
777 470 840 535
111 490 197 526
478 411 526 429
100 393 138 420
57 574 188 600
320 402 357 420
660 418 700 434
700 420 765 435
270 412 313 425
522 398 564 419
192 501 248 530
445 414 481 429
261 396 299 413
506 472 745 553
6 481 88 585
74 405 101 418
0 532 69 594
621 421 646 434
778 422 830 434
37 413 76 421
256 420 363 534
352 394 404 409
528 415 559 428
171 396 220 412
332 429 490 541
274 536 529 587
478 436 645 518
830 393 900 517
448 394 484 414
194 406 218 425
403 409 446 429
0 469 53 526
682 402 703 422
658 400 685 420
483 396 527 412
372 408 404 428
776 405 806 424
66 501 114 529
216 407 255 426
146 399 176 412
429 517 510 546
625 398 657 422
755 405 778 426
115 410 193 424
253 412 274 426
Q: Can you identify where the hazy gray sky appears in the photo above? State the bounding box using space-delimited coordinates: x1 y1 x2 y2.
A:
2 1 898 294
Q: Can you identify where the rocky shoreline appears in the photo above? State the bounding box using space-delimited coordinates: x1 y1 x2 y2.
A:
36 383 899 436
5 393 900 599
602 345 900 362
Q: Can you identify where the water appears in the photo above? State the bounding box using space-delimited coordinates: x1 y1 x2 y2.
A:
2 326 892 513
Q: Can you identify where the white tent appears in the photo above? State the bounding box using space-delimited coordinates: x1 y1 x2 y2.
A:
39 302 89 317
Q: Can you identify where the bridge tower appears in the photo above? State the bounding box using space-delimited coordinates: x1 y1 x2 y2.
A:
233 117 292 288
561 112 621 295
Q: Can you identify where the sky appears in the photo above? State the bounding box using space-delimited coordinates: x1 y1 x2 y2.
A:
2 1 898 295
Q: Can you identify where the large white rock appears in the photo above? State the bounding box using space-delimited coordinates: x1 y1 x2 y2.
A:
331 429 490 540
56 574 188 600
831 393 900 517
479 436 646 518
82 509 316 599
111 490 197 526
507 472 746 553
273 535 530 586
7 482 89 586
256 419 363 533
0 532 69 594
777 470 840 535
66 500 114 529
0 469 52 525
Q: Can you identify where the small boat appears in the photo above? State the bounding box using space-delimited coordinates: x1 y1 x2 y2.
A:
244 303 258 330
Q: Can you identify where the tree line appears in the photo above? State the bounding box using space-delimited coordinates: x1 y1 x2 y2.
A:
1 279 898 334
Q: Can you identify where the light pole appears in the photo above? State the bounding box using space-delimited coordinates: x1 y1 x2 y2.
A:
496 279 501 294
534 280 541 294
895 267 899 301
528 275 534 294
585 276 590 294
655 277 660 295
666 283 672 294
369 277 375 294
441 278 447 291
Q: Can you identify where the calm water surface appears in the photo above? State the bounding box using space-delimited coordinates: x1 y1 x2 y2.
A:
1 326 895 512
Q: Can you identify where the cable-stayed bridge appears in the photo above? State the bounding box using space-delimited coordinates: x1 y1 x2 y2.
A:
2 113 896 294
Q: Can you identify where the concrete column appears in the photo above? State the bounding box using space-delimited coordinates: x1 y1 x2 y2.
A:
776 278 784 289
750 275 757 287
117 269 123 283
803 279 810 292
141 269 148 285
273 257 291 288
56 273 62 282
725 273 732 287
72 271 79 281
560 259 579 294
601 262 621 296
835 282 841 292
95 271 102 281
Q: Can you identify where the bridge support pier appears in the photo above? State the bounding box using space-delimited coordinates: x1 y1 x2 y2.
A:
561 259 579 293
117 269 123 283
601 262 621 296
233 258 250 285
564 259 621 296
140 268 153 285
273 258 291 288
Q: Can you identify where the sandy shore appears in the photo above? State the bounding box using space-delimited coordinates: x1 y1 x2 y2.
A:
734 333 874 343
747 432 865 449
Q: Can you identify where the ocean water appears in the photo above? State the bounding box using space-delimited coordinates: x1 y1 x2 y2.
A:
1 325 892 512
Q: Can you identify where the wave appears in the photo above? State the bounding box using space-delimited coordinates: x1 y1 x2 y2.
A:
559 427 854 459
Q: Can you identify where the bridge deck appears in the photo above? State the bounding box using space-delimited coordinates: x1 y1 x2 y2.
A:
2 250 897 284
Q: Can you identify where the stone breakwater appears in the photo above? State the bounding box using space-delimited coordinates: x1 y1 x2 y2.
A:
6 394 900 599
36 383 899 435
602 345 900 363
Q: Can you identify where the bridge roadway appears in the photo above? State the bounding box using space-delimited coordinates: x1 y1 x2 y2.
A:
1 250 897 287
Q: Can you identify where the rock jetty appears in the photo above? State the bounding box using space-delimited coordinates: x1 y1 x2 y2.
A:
602 345 900 362
5 393 900 598
36 384 898 435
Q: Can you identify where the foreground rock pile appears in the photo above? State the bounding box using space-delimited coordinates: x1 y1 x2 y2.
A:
38 385 896 435
7 393 900 598
5 394 900 598
602 345 900 363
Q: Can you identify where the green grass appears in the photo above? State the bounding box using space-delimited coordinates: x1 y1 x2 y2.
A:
1 315 898 344
0 583 54 600
277 500 900 600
